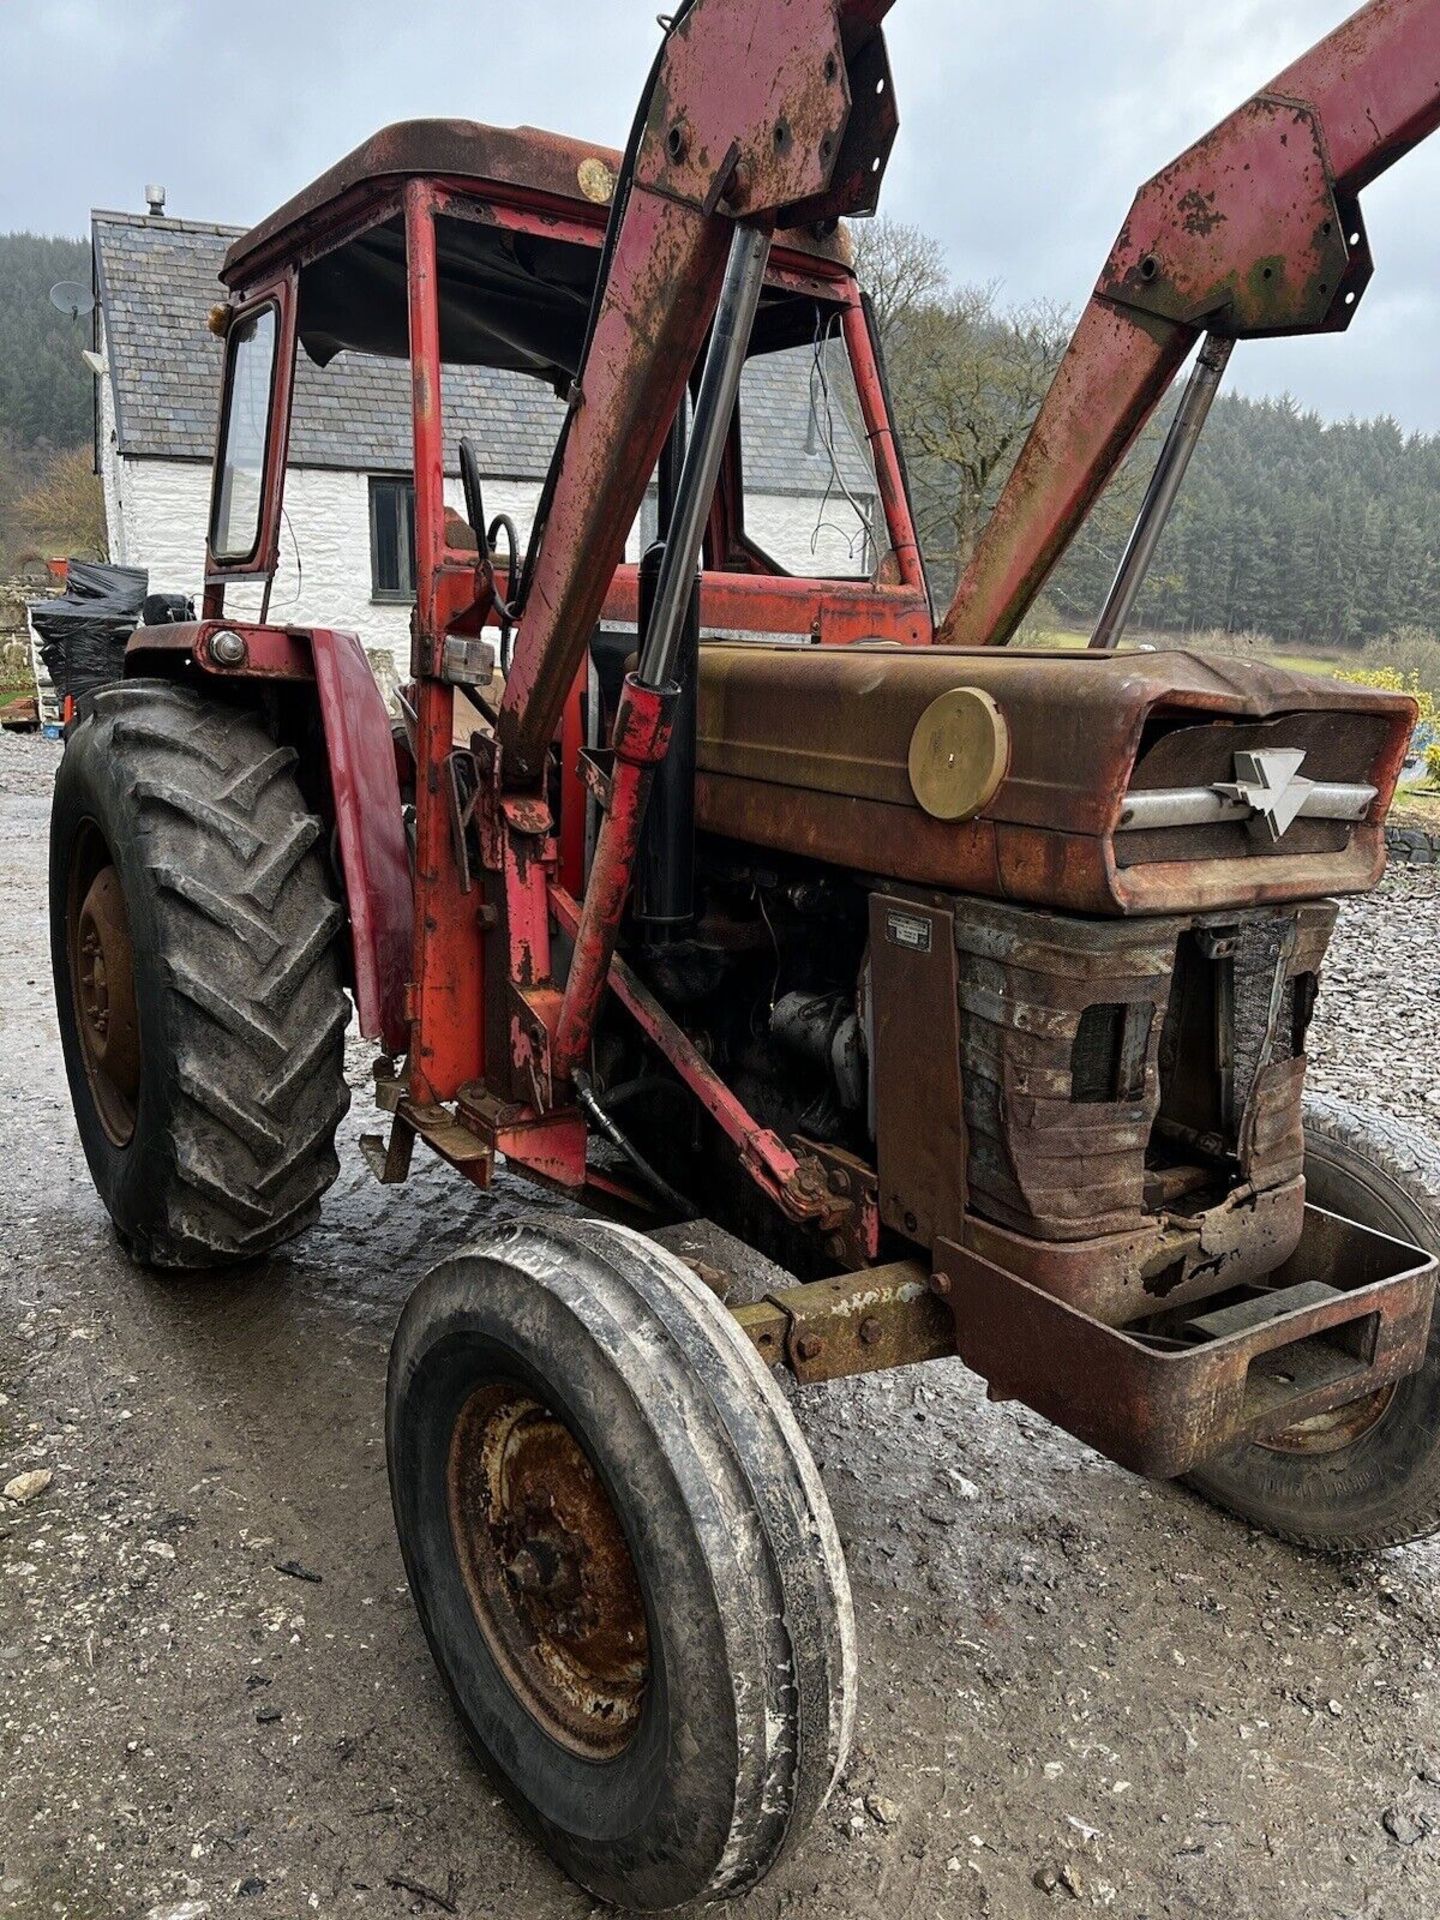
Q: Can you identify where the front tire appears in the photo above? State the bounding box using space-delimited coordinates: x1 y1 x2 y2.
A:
1187 1093 1440 1551
387 1217 855 1910
50 679 351 1268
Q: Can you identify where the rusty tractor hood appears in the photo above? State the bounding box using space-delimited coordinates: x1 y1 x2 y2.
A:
693 643 1415 916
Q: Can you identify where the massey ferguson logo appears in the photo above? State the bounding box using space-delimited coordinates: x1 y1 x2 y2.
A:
1214 748 1314 844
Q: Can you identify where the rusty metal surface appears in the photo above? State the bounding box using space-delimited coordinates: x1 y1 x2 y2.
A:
499 0 899 778
799 1137 881 1268
404 188 487 1105
960 1179 1307 1331
68 850 140 1151
447 1382 649 1759
694 642 1411 915
393 1098 494 1180
307 627 413 1056
939 303 1191 653
940 0 1440 650
934 1206 1438 1480
126 621 314 681
632 1 851 221
950 901 1178 1242
601 568 931 645
945 895 1332 1244
221 118 854 294
497 189 734 779
734 1262 954 1383
1098 98 1365 339
782 23 898 226
552 677 675 1084
868 893 967 1247
357 1115 416 1186
1256 1381 1397 1455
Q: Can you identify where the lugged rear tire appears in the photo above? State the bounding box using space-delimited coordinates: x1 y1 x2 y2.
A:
50 679 351 1268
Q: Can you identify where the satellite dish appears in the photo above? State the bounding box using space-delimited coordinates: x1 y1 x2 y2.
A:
49 280 96 320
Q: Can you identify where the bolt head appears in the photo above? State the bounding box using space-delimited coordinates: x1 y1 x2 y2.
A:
210 628 248 668
931 1271 954 1297
796 1334 824 1363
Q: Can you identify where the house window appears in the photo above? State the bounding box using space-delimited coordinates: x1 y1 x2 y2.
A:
369 477 416 601
738 336 878 579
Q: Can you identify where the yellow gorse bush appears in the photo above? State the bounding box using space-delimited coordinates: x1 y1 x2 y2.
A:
1333 665 1438 731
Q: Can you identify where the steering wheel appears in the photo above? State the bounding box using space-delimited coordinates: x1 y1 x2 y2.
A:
458 438 522 666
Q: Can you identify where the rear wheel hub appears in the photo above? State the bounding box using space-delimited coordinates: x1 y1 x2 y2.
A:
68 850 140 1147
1260 1383 1397 1455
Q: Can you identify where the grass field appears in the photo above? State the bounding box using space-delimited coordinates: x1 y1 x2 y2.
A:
1015 626 1347 678
1260 648 1345 675
1390 788 1440 826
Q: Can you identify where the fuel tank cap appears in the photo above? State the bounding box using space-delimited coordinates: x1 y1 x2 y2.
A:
907 687 1010 821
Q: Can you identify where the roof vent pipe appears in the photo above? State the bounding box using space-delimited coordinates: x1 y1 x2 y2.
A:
144 185 166 218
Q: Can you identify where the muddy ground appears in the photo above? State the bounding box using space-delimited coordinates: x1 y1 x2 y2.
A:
5 726 1440 1920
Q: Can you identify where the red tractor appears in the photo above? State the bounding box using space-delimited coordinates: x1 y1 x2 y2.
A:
50 0 1440 1905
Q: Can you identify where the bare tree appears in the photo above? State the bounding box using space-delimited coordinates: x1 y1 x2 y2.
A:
16 446 108 561
849 217 948 345
883 285 1071 597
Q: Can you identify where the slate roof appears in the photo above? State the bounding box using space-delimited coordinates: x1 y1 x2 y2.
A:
92 210 872 494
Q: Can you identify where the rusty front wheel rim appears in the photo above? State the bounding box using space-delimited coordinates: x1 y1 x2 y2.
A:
67 831 141 1149
446 1381 650 1760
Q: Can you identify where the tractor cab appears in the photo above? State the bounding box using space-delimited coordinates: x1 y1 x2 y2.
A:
203 118 930 655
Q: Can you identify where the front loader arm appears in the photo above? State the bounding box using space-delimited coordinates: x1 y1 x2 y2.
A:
939 0 1440 650
498 0 898 778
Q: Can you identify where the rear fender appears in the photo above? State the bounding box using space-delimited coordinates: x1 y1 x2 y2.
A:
125 621 411 1053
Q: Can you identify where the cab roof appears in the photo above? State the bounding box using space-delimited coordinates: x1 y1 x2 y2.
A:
221 120 856 387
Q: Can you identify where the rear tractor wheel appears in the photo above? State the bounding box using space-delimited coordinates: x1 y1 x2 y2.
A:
50 680 351 1268
387 1217 856 1910
1188 1094 1440 1551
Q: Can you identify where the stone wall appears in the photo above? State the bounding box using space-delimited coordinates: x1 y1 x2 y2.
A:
1387 825 1440 866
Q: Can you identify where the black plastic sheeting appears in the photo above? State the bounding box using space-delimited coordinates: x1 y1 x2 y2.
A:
29 561 148 702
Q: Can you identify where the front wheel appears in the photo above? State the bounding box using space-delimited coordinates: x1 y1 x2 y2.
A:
386 1218 855 1910
1187 1094 1440 1551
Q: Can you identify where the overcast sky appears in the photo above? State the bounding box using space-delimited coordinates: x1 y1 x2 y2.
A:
4 0 1437 429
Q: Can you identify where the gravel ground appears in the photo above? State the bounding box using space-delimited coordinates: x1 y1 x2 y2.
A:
6 724 1440 1920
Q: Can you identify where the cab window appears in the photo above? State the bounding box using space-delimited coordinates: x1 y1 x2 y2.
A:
210 305 278 562
738 332 879 579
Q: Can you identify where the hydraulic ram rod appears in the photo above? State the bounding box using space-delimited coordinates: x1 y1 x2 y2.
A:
551 223 772 1083
1089 333 1233 650
638 222 771 689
